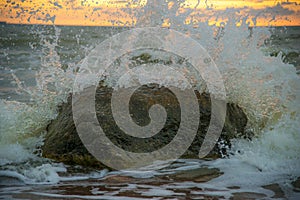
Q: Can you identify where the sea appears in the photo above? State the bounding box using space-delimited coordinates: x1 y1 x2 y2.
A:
0 22 299 199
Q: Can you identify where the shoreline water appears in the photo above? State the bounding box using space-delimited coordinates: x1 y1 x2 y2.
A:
0 24 299 199
1 159 299 199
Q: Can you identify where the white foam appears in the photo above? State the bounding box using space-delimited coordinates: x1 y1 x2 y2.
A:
0 144 34 166
0 26 76 185
0 164 66 185
111 170 160 179
192 115 300 198
59 169 109 182
30 192 152 200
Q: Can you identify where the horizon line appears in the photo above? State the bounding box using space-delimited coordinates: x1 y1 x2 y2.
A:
2 21 300 28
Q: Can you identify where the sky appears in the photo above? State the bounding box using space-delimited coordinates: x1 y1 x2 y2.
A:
0 0 299 26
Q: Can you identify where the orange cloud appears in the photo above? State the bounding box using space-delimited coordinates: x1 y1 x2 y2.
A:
0 0 299 26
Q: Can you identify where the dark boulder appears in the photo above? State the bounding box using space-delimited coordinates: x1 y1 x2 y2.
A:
42 83 249 169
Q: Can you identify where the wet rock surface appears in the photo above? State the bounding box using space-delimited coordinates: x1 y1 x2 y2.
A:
230 192 267 200
292 177 300 192
9 168 283 200
42 81 250 168
162 167 223 183
262 183 285 198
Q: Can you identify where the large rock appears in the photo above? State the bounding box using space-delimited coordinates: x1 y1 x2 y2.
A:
42 82 249 169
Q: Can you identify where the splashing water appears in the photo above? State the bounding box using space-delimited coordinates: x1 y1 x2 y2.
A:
0 4 299 199
0 25 76 183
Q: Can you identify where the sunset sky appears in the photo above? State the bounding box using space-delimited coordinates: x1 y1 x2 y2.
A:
0 0 299 26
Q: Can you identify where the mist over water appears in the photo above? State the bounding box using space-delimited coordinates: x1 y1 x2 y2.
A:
0 9 300 199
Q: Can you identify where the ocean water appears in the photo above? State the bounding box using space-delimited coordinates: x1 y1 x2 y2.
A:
0 23 300 199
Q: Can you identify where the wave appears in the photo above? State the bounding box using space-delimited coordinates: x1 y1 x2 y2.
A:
0 21 299 199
